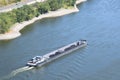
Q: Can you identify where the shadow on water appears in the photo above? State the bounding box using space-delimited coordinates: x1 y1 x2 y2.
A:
20 24 35 36
0 40 12 45
0 40 13 49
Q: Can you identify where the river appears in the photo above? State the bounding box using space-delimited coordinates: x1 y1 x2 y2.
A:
0 0 120 80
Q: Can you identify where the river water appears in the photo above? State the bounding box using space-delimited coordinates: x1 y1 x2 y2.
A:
0 0 120 80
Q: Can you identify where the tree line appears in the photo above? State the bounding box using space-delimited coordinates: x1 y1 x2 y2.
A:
0 0 76 33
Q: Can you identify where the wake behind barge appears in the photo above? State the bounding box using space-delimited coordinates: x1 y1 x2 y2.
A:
26 40 87 67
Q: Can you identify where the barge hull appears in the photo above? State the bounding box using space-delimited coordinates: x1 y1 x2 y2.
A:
34 42 87 67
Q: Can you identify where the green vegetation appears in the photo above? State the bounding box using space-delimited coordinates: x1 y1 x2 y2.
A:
0 0 76 33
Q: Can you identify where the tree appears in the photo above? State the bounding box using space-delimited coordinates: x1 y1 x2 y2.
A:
38 2 50 14
0 13 14 33
48 0 60 11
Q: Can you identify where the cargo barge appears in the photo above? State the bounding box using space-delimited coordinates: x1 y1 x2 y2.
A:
26 40 87 67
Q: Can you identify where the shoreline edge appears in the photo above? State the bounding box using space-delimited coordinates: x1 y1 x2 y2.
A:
0 0 87 40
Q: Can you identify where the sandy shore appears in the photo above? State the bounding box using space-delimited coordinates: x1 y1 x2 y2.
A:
0 0 87 40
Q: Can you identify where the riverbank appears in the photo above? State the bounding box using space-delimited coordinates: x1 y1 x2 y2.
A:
0 0 87 40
